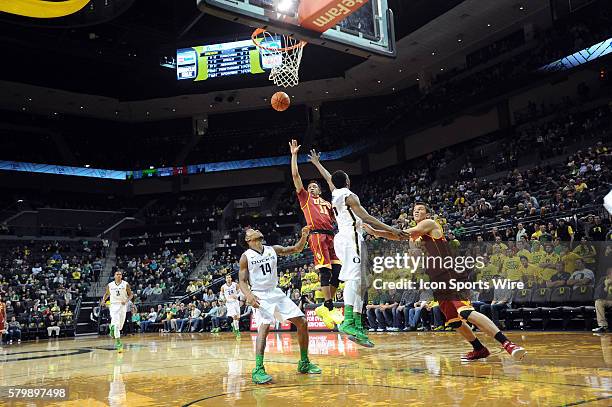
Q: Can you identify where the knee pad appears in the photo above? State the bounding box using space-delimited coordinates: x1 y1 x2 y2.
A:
319 267 332 286
330 264 341 287
459 309 474 321
447 320 463 329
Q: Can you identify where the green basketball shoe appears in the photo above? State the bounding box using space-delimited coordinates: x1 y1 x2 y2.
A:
348 329 375 348
252 366 273 384
338 320 359 336
297 359 322 374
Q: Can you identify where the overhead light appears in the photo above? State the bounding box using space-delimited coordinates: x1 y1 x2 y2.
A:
17 199 23 203
457 34 464 43
171 108 176 112
325 91 329 94
416 78 420 81
392 87 395 91
354 88 358 91
487 23 492 27
27 98 32 102
431 51 436 56
53 112 58 115
377 80 382 84
209 104 213 108
85 164 90 168
80 106 84 109
440 68 444 71
519 5 524 11
146 111 150 116
21 107 26 111
399 69 402 72
276 0 297 13
149 166 154 170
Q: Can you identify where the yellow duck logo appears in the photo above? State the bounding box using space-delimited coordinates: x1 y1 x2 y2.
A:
0 0 90 18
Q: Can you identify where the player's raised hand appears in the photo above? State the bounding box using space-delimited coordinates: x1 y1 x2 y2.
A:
301 225 311 238
289 139 301 155
308 149 321 164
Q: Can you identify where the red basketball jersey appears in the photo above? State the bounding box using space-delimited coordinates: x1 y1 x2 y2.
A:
297 189 335 231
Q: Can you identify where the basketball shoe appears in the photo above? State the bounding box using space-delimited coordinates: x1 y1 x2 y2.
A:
330 308 344 325
338 320 359 336
315 305 335 329
348 329 375 348
252 366 272 384
502 341 526 360
461 347 490 361
297 359 322 374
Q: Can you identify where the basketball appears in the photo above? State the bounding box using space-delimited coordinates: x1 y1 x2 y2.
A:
271 91 290 111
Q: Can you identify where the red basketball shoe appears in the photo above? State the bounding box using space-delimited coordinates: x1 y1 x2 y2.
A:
461 347 490 361
502 341 526 361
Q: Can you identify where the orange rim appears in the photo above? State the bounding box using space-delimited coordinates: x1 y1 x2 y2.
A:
251 27 306 52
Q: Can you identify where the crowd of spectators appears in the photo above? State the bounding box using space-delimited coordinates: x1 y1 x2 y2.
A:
116 248 196 302
1 240 103 344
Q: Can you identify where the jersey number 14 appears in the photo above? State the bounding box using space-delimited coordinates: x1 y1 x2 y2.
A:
259 263 272 275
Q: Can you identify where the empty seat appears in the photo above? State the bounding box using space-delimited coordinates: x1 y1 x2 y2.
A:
560 286 595 330
540 286 571 329
523 287 551 329
505 289 532 329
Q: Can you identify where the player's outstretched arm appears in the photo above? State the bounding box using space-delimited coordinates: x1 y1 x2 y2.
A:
363 224 403 241
289 139 304 192
238 254 260 308
273 226 310 256
345 194 406 239
100 285 110 307
308 149 335 192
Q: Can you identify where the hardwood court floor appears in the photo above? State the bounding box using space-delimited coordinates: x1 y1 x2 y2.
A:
1 331 611 406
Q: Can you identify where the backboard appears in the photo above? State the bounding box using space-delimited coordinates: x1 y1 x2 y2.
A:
197 0 396 60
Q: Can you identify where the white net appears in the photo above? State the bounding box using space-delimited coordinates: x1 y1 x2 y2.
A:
255 30 305 88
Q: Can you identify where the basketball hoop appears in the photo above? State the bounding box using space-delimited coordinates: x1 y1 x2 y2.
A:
252 28 306 88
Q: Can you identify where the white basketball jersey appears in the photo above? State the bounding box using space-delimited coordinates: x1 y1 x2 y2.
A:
108 280 129 304
245 246 278 291
222 282 240 303
332 187 363 237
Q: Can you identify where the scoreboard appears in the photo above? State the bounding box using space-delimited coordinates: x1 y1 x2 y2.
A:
177 36 282 81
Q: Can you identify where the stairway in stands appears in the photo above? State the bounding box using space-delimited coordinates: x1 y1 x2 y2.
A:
75 296 101 336
78 242 118 336
87 241 118 298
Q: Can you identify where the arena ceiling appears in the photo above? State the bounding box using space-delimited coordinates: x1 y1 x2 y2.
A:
0 0 552 121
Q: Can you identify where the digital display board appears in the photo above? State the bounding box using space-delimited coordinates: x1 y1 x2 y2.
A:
177 36 282 81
